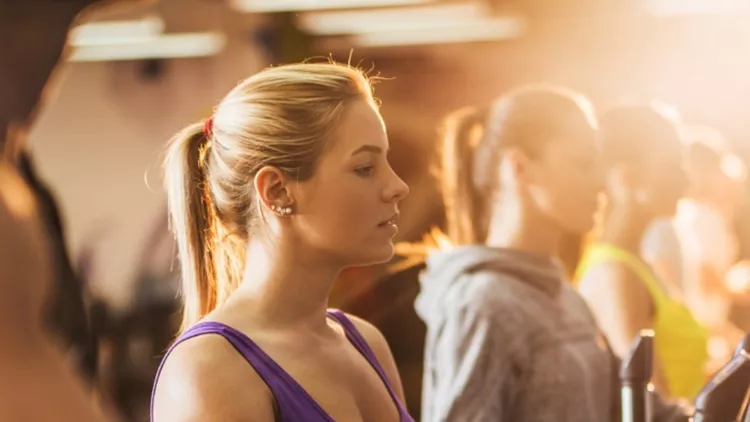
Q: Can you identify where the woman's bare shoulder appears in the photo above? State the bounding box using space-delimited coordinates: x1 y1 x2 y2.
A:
579 260 652 301
152 332 275 422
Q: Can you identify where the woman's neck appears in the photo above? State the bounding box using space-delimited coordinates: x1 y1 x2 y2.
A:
485 205 562 257
233 239 342 334
598 205 652 252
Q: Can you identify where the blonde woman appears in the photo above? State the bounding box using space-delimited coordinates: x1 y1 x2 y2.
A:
151 63 412 422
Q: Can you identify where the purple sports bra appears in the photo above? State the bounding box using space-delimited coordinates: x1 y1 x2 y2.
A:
150 309 413 422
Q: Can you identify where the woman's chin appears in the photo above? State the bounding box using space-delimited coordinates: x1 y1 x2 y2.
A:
562 215 597 237
354 242 396 267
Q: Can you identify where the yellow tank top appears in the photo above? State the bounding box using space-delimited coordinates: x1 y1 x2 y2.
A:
576 243 709 399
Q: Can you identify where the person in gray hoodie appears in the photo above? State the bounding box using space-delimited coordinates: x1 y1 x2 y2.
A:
414 85 691 422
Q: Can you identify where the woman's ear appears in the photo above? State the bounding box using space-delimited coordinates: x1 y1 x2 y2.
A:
605 163 628 203
254 166 294 213
498 147 529 186
606 163 646 205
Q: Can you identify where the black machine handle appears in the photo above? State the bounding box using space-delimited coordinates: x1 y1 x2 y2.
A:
621 329 655 422
736 332 750 422
735 332 750 358
693 331 750 422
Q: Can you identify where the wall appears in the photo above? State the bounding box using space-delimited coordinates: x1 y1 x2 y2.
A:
29 35 266 312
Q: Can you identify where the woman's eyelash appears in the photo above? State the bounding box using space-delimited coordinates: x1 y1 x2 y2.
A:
355 165 375 177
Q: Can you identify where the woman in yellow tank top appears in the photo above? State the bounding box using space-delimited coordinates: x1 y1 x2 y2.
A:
575 104 709 400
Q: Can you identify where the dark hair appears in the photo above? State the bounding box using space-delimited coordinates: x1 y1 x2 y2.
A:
0 0 117 145
598 103 682 166
440 85 596 244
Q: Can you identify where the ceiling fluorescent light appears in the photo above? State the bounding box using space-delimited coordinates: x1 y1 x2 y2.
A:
231 0 429 13
68 32 227 62
646 0 750 16
69 15 164 46
298 2 489 35
350 18 525 47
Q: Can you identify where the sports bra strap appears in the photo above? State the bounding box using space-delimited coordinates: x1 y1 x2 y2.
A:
580 243 668 307
326 310 401 395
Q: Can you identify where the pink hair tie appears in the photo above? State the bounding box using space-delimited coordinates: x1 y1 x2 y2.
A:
203 117 214 137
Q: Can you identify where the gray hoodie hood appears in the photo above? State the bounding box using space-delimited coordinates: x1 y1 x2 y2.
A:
414 245 691 422
415 245 564 325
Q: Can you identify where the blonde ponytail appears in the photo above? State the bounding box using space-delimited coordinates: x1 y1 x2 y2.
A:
441 107 488 244
163 123 234 332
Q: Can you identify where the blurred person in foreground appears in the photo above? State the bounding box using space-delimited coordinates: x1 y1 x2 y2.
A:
151 63 412 421
0 0 149 420
409 86 689 421
642 129 747 360
577 105 709 400
18 149 99 384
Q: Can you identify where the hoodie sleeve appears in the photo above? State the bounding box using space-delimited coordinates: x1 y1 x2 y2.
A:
421 304 523 422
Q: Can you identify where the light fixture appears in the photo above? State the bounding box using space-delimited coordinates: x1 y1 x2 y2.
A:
68 32 227 62
231 0 430 13
297 2 489 35
350 17 525 47
69 15 165 46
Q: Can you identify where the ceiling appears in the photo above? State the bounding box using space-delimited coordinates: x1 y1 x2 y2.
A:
70 0 750 61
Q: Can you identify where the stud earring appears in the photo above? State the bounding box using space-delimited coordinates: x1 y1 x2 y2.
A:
270 204 293 216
